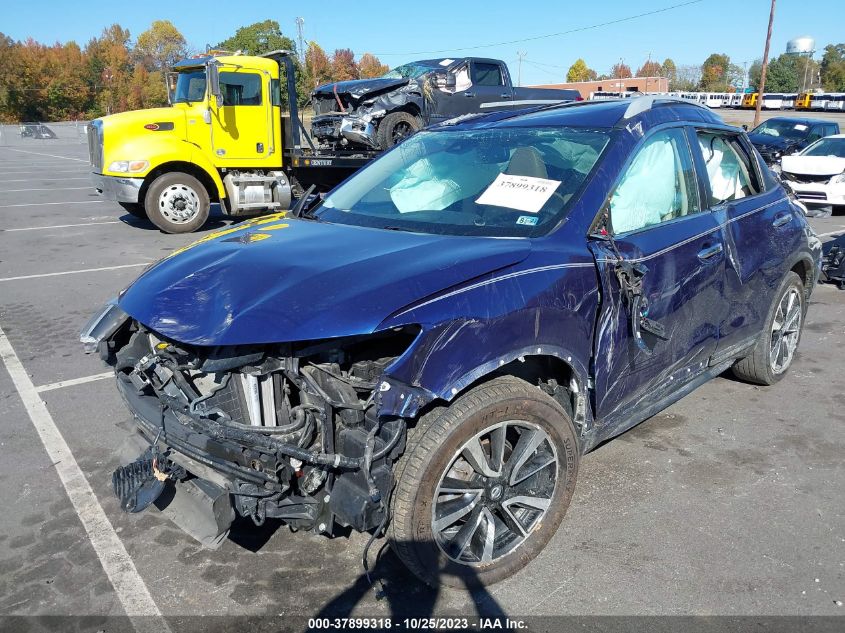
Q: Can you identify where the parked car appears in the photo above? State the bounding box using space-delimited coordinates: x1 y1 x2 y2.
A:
310 57 581 151
747 117 840 165
19 122 57 139
82 97 821 587
781 134 845 213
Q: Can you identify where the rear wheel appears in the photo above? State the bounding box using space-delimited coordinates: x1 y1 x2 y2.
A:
118 202 146 219
144 172 210 234
390 376 579 587
732 271 805 385
376 112 421 150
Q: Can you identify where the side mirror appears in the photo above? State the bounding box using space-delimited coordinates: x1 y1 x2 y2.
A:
207 61 224 106
165 72 177 106
741 124 748 131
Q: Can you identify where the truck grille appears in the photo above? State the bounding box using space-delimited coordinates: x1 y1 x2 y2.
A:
783 172 831 185
87 120 103 171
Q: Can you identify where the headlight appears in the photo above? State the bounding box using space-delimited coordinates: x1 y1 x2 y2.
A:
108 160 149 173
830 173 845 185
80 299 129 354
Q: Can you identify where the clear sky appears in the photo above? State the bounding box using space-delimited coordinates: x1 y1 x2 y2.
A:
2 0 842 85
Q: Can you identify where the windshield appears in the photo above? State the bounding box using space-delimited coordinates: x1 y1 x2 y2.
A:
750 119 811 140
316 127 611 237
802 137 845 158
172 70 206 104
382 62 438 80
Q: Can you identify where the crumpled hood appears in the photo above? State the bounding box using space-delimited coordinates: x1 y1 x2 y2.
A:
313 78 410 101
118 217 531 346
781 154 845 176
748 133 799 152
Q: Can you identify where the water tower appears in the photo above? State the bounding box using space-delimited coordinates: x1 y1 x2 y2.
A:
786 36 816 92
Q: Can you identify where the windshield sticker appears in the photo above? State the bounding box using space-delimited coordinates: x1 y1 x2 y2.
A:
794 124 808 131
475 173 561 213
440 59 455 66
516 215 538 226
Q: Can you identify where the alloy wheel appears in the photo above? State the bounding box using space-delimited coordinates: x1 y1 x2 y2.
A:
431 421 558 566
770 286 802 374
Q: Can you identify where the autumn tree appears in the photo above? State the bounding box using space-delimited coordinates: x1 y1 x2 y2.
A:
700 53 730 90
636 60 662 77
358 53 388 78
610 62 632 79
566 59 595 82
820 44 845 91
217 20 296 56
305 42 332 88
661 58 677 85
331 48 358 81
135 20 188 72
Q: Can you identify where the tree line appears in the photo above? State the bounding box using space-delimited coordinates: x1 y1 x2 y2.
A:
565 44 845 93
0 19 392 122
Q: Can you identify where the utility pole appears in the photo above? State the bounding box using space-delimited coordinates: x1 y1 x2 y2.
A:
295 17 305 65
753 0 776 128
645 51 651 93
516 51 527 87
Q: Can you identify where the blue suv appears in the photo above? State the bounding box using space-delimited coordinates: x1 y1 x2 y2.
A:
82 97 821 587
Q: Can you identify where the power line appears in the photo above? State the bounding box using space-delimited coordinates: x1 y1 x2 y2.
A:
371 0 705 56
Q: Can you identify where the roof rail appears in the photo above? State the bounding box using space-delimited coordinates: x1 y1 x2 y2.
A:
622 95 708 119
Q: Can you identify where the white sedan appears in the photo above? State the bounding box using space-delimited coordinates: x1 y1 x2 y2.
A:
780 134 845 213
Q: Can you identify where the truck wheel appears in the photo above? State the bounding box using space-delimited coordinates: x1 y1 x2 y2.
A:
144 172 210 234
389 376 579 588
118 202 147 219
376 112 421 150
732 271 805 385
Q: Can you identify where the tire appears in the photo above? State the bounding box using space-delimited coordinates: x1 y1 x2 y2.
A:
376 112 421 150
144 172 210 234
118 202 147 219
732 271 805 385
389 375 579 588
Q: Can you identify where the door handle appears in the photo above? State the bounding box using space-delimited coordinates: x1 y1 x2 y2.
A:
500 93 512 98
773 213 792 228
463 92 475 98
697 243 723 260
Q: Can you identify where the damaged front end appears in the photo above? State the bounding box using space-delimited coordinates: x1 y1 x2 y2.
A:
89 311 425 546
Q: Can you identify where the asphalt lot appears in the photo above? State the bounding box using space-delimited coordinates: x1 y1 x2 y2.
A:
0 119 844 630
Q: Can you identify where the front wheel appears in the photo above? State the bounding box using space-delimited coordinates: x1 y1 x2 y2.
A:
144 172 210 234
376 112 421 150
390 376 579 587
732 271 805 385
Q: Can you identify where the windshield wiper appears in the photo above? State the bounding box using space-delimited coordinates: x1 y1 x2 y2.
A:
291 185 318 219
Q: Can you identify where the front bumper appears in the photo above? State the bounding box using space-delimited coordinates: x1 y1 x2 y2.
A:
311 114 377 148
91 172 143 203
785 180 845 207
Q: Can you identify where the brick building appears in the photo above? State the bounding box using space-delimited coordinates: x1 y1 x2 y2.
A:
529 77 669 100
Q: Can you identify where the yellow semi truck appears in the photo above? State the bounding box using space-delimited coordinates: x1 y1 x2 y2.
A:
88 50 373 233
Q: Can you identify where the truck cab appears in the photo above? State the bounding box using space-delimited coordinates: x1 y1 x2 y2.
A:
89 52 294 233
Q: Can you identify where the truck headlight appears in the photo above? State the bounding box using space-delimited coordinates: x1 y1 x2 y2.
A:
80 299 129 354
830 173 845 185
108 160 149 173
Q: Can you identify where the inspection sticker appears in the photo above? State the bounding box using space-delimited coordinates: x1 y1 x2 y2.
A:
475 173 561 213
516 215 538 225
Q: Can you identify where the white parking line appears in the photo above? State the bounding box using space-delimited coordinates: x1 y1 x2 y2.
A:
36 371 114 393
0 263 149 282
817 228 845 238
0 325 168 627
0 186 90 193
3 221 121 232
0 200 106 208
0 176 89 183
4 147 88 162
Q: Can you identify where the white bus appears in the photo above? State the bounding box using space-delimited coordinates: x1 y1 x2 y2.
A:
761 93 786 109
809 94 830 110
697 93 723 108
825 94 845 111
729 93 744 108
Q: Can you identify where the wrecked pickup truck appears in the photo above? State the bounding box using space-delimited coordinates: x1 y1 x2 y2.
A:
311 57 581 150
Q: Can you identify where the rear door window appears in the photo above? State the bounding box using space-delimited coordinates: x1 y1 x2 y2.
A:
696 131 761 206
472 63 504 86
